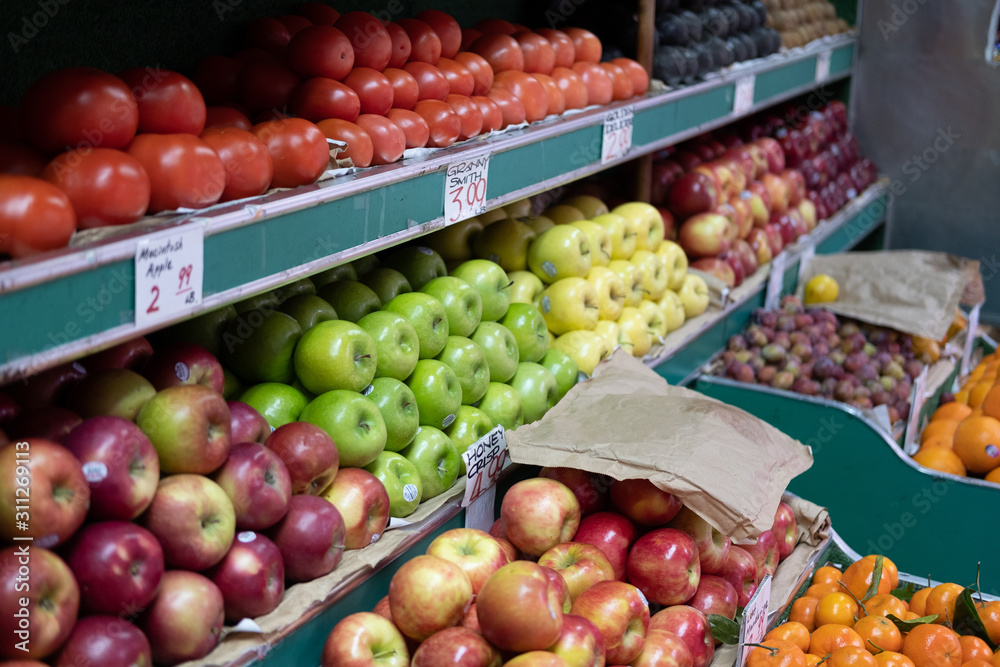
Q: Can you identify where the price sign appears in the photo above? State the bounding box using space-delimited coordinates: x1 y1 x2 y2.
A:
961 303 982 377
904 366 930 446
734 75 756 116
764 253 788 311
797 243 816 283
601 106 634 164
815 50 832 82
462 426 506 531
134 226 204 328
445 155 490 224
737 574 772 667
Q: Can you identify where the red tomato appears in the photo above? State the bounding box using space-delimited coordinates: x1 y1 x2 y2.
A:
286 25 354 81
204 106 252 131
572 62 612 105
611 58 650 95
445 95 484 140
298 2 340 25
475 18 516 34
565 28 602 63
316 118 373 167
531 74 565 116
354 115 405 165
276 14 312 36
252 118 329 188
384 22 412 68
413 100 460 148
460 28 482 51
493 71 548 122
454 53 494 95
417 10 461 59
119 69 206 136
0 143 47 176
20 68 138 154
600 62 634 100
342 68 393 116
487 87 526 128
514 32 556 75
385 109 429 149
192 55 244 105
471 96 503 133
551 67 589 109
126 134 225 212
42 148 151 228
335 12 392 71
435 58 475 97
535 29 576 68
289 78 360 123
383 68 419 110
0 175 76 258
471 34 524 73
234 48 275 65
397 18 441 65
200 128 274 202
245 18 291 56
403 62 449 102
237 60 300 114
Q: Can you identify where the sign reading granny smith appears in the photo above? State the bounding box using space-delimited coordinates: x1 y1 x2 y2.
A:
445 155 490 224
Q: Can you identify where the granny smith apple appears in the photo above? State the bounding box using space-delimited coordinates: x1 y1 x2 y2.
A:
234 291 281 315
300 390 387 468
221 310 302 384
312 263 358 288
316 281 382 322
423 217 483 262
445 405 494 475
509 362 559 424
294 320 377 394
436 336 490 406
476 382 524 432
357 311 419 381
449 259 511 322
420 276 483 338
239 382 309 430
350 254 380 278
222 368 243 399
290 378 316 402
364 452 423 517
471 217 537 272
470 322 519 384
405 359 462 430
274 277 316 303
500 303 549 363
540 348 579 400
383 245 447 289
527 225 592 284
365 377 419 452
400 426 461 500
156 304 236 358
382 292 449 359
278 294 337 331
508 271 545 305
360 267 412 304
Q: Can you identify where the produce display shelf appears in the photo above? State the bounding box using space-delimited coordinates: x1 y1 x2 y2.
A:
0 35 856 385
691 375 1000 596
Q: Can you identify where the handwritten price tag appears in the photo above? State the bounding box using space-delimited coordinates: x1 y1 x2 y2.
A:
462 426 506 531
734 75 756 116
445 155 490 224
764 253 788 311
904 366 930 445
815 50 832 82
737 574 772 667
134 226 204 328
601 106 634 164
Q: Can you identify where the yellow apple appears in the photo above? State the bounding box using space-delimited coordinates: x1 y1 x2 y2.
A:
612 202 665 251
503 198 532 218
630 250 669 301
527 225 592 284
423 217 483 262
564 195 609 218
654 240 689 291
536 277 599 335
592 213 637 260
551 330 611 375
585 266 627 321
608 260 643 307
479 208 511 225
543 204 586 224
569 220 612 268
593 319 630 353
472 218 537 272
657 289 686 333
509 270 546 305
617 307 653 357
677 274 710 318
638 299 668 342
520 215 556 236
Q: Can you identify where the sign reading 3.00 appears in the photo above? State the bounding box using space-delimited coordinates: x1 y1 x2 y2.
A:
445 155 491 224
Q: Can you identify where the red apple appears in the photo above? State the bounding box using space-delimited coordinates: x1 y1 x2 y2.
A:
762 223 784 256
14 361 87 409
321 467 391 549
461 602 480 632
489 517 505 539
573 511 638 582
631 628 695 667
692 165 724 201
754 137 785 173
648 606 714 667
136 384 231 474
548 613 606 667
668 172 719 220
209 531 285 622
143 473 236 571
265 421 340 496
627 528 701 606
82 336 154 373
543 566 572 613
229 400 271 444
687 575 738 632
747 181 772 224
0 547 79 661
495 536 519 562
477 561 565 653
667 507 731 575
732 239 759 278
694 257 737 288
139 571 224 665
214 441 292 531
571 580 650 665
797 200 817 231
729 196 753 239
773 214 798 247
6 406 82 443
609 478 682 526
658 207 676 240
373 595 392 620
714 202 740 244
717 546 758 607
780 169 806 207
538 466 609 516
322 612 410 667
760 173 788 215
742 530 779 579
143 342 225 394
411 626 501 667
538 541 615 602
390 554 473 641
500 478 581 558
269 494 346 582
53 615 152 667
503 652 570 666
426 528 509 595
651 161 684 205
746 228 773 267
746 143 769 179
771 501 798 560
678 213 731 259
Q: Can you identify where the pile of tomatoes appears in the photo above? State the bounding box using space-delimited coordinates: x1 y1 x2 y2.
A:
0 2 649 261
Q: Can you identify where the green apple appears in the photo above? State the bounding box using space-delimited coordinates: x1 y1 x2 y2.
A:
569 220 612 268
527 225 592 284
613 202 665 251
274 277 316 303
436 336 490 406
445 406 494 475
476 382 523 432
383 245 447 289
638 299 668 342
382 292 449 359
508 270 545 305
400 426 460 500
658 289 686 332
542 204 585 224
350 254 380 278
503 198 532 218
312 263 358 288
364 452 423 517
278 294 337 331
221 310 302 384
509 362 558 424
421 276 483 338
654 239 688 291
300 389 387 468
608 259 643 307
564 195 609 218
677 273 710 318
357 311 419 381
551 330 612 376
294 320 377 394
617 306 653 357
520 215 555 235
500 303 548 363
536 277 599 335
316 280 382 322
222 368 242 399
470 322 519 383
449 260 511 322
365 377 419 452
360 267 412 304
234 291 280 315
290 378 316 402
630 250 669 301
406 359 463 430
593 213 637 260
540 348 579 400
239 382 309 430
156 304 236 358
472 218 537 272
423 217 484 262
585 266 627 321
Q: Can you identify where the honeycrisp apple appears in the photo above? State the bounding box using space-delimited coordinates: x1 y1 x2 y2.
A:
300 390 388 468
421 276 484 337
504 651 570 666
571 580 650 665
358 311 420 382
383 292 450 359
294 320 377 394
472 217 537 272
411 627 501 667
548 614 606 667
627 528 701 606
501 478 581 557
426 528 509 594
592 213 637 260
400 426 461 500
538 277 600 335
476 561 565 652
476 382 524 431
437 336 491 405
585 266 627 321
742 530 779 579
688 574 738 624
717 546 758 607
450 259 512 322
389 554 474 641
551 330 611 376
365 451 424 517
539 467 608 516
610 478 682 525
771 501 798 560
509 362 559 424
569 219 613 267
528 225 593 283
648 606 714 667
632 628 696 667
538 542 615 602
574 511 639 582
471 322 520 383
668 506 732 575
508 270 546 304
322 612 410 667
320 467 391 549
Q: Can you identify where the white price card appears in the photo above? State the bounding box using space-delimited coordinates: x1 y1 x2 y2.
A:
734 75 756 116
764 253 788 311
134 226 204 328
961 303 982 377
445 154 490 224
601 106 634 164
462 426 506 531
797 243 816 283
737 574 772 667
904 366 930 446
815 50 832 82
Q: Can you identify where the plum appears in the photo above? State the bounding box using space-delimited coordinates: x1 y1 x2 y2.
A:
812 356 837 380
771 371 795 390
856 363 879 382
757 365 777 384
777 314 796 332
879 375 896 391
727 334 748 352
839 322 860 337
863 342 877 357
844 352 868 374
791 342 812 360
794 313 814 329
904 360 922 379
791 378 818 395
871 390 890 406
762 344 786 363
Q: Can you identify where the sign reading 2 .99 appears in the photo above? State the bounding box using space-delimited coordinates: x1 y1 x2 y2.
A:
445 155 491 224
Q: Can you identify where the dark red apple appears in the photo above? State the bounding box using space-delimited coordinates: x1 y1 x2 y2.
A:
573 511 639 581
209 531 285 622
14 361 87 409
144 342 226 394
82 337 154 373
668 172 719 220
228 400 271 444
53 615 152 667
139 571 225 665
265 421 340 496
0 546 79 661
214 441 293 531
538 467 609 516
268 494 346 582
6 406 82 443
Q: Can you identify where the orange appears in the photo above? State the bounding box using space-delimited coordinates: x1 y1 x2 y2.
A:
767 622 812 653
959 636 993 662
953 415 1000 474
863 594 909 619
956 390 971 405
790 596 820 632
854 615 903 654
815 566 845 585
985 467 1000 485
810 625 866 656
925 583 966 623
828 646 878 667
901 624 963 667
874 652 916 667
969 382 994 409
933 403 974 422
977 600 1000 644
961 661 993 667
910 588 932 616
808 583 846 599
817 592 861 628
748 639 807 667
920 435 956 451
905 612 922 620
805 655 824 666
922 420 960 443
912 447 967 477
842 556 899 601
994 654 1000 667
981 385 1000 420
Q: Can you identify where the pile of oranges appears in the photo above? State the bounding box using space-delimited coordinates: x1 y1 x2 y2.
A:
749 554 1000 667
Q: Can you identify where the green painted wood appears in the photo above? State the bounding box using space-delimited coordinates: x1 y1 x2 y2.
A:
675 86 736 134
830 44 855 76
755 59 818 104
632 100 679 146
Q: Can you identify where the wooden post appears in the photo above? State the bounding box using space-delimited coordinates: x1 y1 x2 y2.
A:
633 0 656 203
